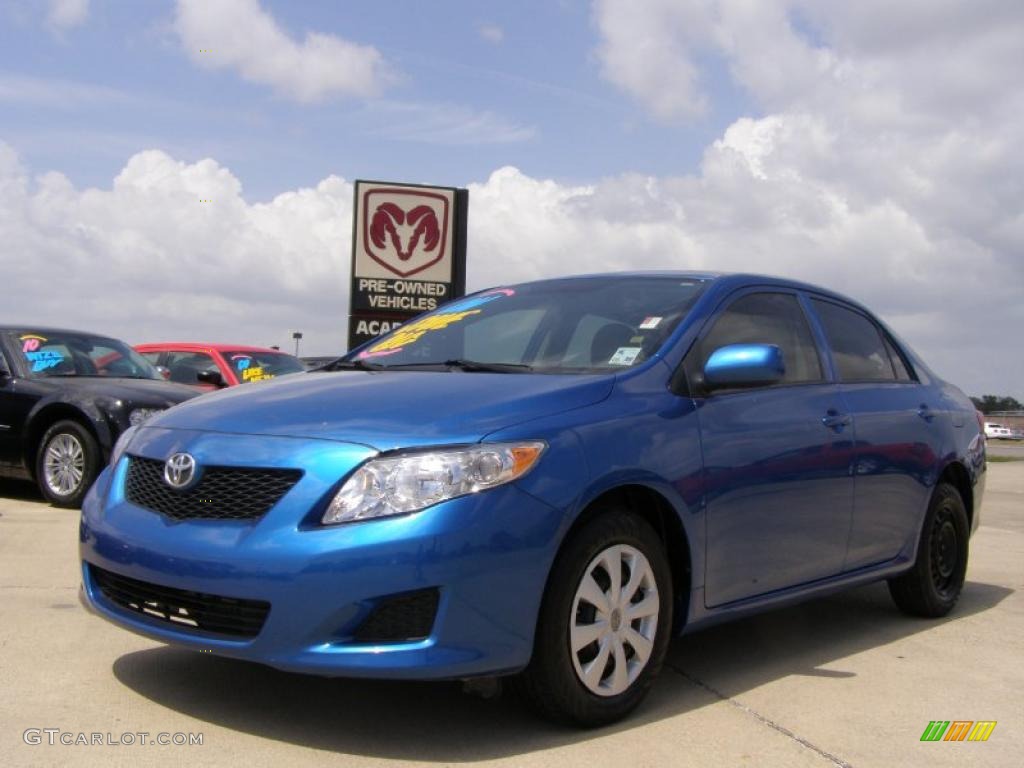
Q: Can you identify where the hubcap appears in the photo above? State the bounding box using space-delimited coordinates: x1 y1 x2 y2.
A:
570 544 659 697
930 506 959 596
43 433 85 497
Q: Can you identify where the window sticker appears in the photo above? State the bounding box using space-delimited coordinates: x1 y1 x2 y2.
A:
359 288 516 359
608 347 642 366
442 287 515 314
231 355 253 371
19 334 65 372
20 334 46 353
242 366 271 382
28 351 64 372
639 316 662 330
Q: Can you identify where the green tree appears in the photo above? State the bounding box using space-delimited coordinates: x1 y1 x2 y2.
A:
971 395 1024 414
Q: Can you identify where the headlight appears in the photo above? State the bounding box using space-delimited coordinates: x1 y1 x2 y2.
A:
322 441 546 525
110 425 137 467
128 407 163 427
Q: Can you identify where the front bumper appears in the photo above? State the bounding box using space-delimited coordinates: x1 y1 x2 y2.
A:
79 428 565 679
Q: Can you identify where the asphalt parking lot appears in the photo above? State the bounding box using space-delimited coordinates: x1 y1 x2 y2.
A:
2 460 1021 768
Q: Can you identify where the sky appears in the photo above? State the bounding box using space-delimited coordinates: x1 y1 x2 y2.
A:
0 0 1021 399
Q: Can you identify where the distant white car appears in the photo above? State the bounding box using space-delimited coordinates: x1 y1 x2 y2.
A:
984 423 1013 439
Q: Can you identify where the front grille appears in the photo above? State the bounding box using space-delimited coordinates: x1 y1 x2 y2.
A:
90 564 270 639
125 456 302 521
353 588 440 643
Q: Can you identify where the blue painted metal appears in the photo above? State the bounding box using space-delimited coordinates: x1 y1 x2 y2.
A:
79 272 986 680
703 343 784 389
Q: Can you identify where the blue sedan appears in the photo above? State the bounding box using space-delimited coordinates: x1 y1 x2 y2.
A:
79 273 985 725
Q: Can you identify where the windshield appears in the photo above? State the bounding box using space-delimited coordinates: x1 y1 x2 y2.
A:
14 331 161 379
222 350 306 383
349 276 708 373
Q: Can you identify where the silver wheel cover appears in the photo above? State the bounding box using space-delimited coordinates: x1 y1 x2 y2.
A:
43 432 85 497
570 543 659 697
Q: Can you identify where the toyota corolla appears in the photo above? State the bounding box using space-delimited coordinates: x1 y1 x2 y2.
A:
79 273 985 725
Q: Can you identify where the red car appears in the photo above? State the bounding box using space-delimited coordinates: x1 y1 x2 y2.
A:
135 343 306 390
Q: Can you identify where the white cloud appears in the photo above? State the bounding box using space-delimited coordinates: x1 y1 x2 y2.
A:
0 143 353 353
592 0 715 121
3 3 1023 396
479 23 504 44
584 0 1024 397
464 159 1020 399
173 0 392 102
47 0 88 31
1 140 1019 397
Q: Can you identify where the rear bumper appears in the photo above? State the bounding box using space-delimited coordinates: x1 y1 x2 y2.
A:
79 440 565 680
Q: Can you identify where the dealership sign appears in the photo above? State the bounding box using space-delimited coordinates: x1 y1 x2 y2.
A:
348 180 468 349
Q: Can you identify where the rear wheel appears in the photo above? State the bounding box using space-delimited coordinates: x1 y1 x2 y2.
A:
888 482 969 617
36 420 101 508
514 507 673 726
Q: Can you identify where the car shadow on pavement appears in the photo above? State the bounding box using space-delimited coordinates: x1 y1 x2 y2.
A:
0 479 43 504
112 579 1011 761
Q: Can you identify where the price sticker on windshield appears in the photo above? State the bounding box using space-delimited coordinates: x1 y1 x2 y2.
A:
608 347 642 366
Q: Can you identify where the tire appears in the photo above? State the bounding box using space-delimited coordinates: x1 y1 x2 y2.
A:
35 420 101 509
514 507 674 726
888 482 969 617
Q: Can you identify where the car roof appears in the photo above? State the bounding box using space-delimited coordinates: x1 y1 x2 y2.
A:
134 342 293 354
519 271 871 312
0 325 116 337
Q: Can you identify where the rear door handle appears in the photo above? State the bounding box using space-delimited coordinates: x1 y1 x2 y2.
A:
822 409 852 432
917 404 935 422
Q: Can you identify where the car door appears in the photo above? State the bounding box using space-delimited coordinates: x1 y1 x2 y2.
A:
685 291 855 607
808 298 937 569
0 334 41 470
0 339 19 467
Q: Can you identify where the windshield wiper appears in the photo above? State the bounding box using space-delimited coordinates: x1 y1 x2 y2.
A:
316 358 382 372
375 358 534 373
444 358 533 373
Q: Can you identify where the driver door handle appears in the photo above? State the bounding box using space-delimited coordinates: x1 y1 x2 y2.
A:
822 409 852 432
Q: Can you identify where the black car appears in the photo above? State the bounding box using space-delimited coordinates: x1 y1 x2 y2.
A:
0 327 198 507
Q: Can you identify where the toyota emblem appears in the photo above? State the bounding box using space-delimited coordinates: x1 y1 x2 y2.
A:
164 453 197 489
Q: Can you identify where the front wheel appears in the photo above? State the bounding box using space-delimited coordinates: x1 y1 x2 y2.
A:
888 482 969 617
514 508 673 726
36 420 101 508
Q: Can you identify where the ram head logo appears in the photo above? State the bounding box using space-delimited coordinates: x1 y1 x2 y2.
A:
370 203 440 262
361 189 450 278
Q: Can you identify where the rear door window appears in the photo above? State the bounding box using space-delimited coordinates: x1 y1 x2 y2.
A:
811 300 897 382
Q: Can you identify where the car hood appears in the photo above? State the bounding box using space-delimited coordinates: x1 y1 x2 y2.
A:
150 370 615 449
41 376 198 406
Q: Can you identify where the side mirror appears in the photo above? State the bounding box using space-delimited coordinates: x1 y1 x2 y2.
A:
195 370 226 388
703 344 784 391
155 365 171 381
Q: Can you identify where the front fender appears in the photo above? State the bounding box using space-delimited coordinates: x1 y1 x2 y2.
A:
26 395 116 456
